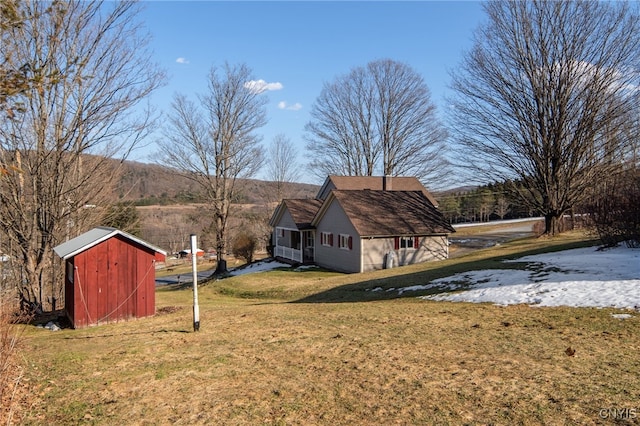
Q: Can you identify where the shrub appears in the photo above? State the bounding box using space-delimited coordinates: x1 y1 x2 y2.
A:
232 233 258 264
585 167 640 247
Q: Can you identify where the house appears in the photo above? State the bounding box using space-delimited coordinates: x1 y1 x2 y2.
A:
178 248 205 259
269 176 455 273
53 226 166 329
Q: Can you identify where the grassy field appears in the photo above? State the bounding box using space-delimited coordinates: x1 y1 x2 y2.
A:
11 230 640 425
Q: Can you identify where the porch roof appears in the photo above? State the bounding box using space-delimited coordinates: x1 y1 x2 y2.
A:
285 199 323 228
271 198 323 229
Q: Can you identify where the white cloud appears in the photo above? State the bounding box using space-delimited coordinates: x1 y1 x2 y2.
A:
545 60 638 94
244 79 283 94
278 101 303 111
176 57 190 64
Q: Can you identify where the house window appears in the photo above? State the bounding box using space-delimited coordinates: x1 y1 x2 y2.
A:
320 232 333 247
277 228 285 238
400 237 414 249
305 232 314 247
395 236 420 249
338 234 353 250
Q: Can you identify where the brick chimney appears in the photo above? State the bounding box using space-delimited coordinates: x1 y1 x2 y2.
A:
383 175 392 191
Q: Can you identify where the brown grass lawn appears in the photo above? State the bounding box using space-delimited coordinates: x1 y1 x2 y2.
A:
12 231 640 425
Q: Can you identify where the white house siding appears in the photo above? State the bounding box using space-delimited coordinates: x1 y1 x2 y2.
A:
361 235 449 272
314 200 361 273
361 238 395 272
276 209 297 229
397 235 449 266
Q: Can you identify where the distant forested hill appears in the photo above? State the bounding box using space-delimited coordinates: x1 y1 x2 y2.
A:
114 160 319 205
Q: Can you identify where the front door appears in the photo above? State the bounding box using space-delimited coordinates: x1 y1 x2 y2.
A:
303 231 315 263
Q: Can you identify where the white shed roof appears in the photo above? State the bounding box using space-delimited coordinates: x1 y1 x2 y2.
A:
53 226 166 260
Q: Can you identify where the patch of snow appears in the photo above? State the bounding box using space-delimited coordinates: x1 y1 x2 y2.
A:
416 246 640 310
397 283 449 295
293 265 319 271
611 314 633 319
228 259 291 276
40 321 61 331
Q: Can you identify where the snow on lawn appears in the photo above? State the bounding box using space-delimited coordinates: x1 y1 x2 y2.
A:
228 259 292 276
412 246 640 310
227 259 320 276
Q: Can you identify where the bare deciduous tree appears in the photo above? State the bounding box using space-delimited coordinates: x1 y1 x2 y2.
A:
266 133 302 202
0 1 164 310
157 63 266 274
494 195 511 220
0 0 27 111
305 59 448 184
449 0 640 235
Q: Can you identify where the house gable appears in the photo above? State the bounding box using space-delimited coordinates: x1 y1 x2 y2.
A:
312 195 361 273
317 175 439 207
269 199 322 230
270 204 298 230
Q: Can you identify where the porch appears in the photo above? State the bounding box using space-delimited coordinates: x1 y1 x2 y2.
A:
274 227 315 264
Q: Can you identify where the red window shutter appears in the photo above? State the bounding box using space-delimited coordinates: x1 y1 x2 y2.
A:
329 233 334 246
394 237 399 250
414 236 419 248
348 236 353 250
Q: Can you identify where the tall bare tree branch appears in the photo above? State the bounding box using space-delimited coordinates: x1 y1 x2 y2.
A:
0 0 165 309
265 133 302 202
449 0 640 235
157 62 266 273
305 59 448 186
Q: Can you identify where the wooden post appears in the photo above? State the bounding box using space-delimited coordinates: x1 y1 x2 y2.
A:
190 234 200 331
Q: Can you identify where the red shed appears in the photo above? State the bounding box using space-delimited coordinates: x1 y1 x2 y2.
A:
53 227 166 329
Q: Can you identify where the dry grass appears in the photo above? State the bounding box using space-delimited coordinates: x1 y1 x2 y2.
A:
0 293 31 426
15 231 640 425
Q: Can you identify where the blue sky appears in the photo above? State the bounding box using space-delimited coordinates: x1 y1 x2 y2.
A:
137 1 486 184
